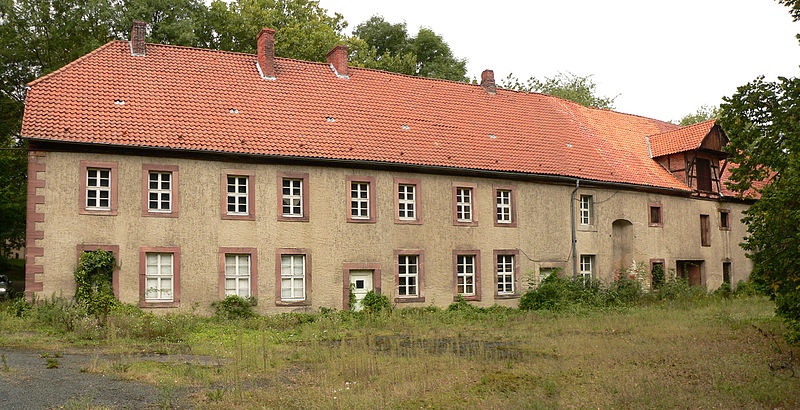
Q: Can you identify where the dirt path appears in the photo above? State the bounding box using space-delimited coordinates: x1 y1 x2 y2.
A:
0 347 189 409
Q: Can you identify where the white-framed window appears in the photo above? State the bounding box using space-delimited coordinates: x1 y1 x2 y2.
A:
86 168 111 210
148 171 172 212
145 253 174 301
397 255 419 296
456 187 473 222
282 178 303 217
497 254 515 294
227 176 249 215
398 184 416 220
280 254 305 300
496 189 512 223
457 255 476 296
225 254 251 298
579 195 593 225
580 255 594 286
350 181 369 219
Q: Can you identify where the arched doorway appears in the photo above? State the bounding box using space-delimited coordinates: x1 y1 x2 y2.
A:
612 219 634 277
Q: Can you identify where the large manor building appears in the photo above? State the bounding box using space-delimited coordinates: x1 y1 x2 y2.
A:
21 22 753 312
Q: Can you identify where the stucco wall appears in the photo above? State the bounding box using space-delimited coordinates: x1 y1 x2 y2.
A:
33 150 752 313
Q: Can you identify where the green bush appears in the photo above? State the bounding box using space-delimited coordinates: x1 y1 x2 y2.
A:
212 295 256 320
361 291 391 314
713 282 732 298
519 275 598 311
733 280 760 297
33 295 88 333
603 278 643 307
651 263 665 289
775 290 800 345
654 278 704 301
74 249 118 317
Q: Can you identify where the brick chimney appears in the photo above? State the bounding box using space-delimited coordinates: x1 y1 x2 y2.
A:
257 28 276 79
326 45 349 78
480 69 496 94
130 20 147 56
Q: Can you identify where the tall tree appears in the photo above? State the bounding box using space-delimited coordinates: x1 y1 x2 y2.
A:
500 72 617 109
676 105 720 126
350 15 467 81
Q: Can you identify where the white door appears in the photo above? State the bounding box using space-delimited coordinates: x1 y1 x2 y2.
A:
349 270 373 311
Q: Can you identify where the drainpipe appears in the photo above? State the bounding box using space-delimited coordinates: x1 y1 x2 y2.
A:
570 179 580 278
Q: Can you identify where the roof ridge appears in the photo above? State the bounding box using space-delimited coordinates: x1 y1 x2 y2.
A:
27 40 119 87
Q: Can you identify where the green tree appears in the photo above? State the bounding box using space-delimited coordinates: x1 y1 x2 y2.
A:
719 74 800 345
778 0 800 42
500 72 617 109
676 104 720 126
351 15 467 81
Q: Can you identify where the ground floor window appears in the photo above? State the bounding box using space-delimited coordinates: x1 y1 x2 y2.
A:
398 255 419 296
579 255 594 286
145 252 173 301
281 254 306 301
225 254 251 298
496 255 515 294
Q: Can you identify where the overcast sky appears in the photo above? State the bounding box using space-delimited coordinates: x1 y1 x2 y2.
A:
319 0 800 122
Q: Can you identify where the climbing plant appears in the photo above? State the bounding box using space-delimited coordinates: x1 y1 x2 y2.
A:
74 249 118 317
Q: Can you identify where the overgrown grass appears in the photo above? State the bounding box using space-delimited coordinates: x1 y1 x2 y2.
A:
1 292 798 408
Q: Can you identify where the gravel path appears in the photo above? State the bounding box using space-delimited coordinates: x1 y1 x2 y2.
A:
0 347 188 409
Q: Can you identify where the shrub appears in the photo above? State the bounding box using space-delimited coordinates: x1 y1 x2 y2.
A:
361 291 390 314
655 278 704 301
733 280 760 297
447 295 477 312
33 295 88 333
603 278 643 307
519 275 591 311
713 282 732 298
74 249 118 317
775 290 800 345
651 263 665 289
212 295 256 320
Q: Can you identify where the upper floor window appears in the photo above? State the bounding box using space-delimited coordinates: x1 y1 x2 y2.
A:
277 172 309 222
282 178 303 217
394 178 421 224
493 185 517 227
700 214 711 246
579 195 593 225
648 202 663 227
227 176 249 215
346 176 376 223
719 209 730 230
148 172 172 212
221 170 255 220
142 164 179 217
86 168 111 210
80 161 118 216
696 158 713 192
456 187 473 222
579 255 594 286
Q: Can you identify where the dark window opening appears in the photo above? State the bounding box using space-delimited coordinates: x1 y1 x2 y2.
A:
696 158 712 192
700 214 710 247
649 205 662 226
720 210 730 230
723 262 731 284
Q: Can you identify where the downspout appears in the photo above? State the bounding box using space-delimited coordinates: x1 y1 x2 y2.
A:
570 179 580 278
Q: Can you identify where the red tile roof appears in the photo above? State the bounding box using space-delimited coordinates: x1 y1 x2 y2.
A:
23 41 712 192
648 119 716 158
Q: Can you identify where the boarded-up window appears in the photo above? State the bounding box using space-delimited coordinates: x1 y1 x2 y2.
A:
723 262 731 284
700 214 710 247
696 158 712 192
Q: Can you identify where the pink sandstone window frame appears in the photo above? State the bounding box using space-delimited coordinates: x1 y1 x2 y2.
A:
493 249 521 299
79 160 118 216
342 262 382 309
492 184 517 227
394 177 422 225
648 202 663 227
76 244 120 299
138 246 181 308
452 182 478 226
452 249 481 301
277 172 310 222
275 248 312 306
346 175 376 223
142 164 179 218
221 169 256 220
394 249 425 303
218 247 258 301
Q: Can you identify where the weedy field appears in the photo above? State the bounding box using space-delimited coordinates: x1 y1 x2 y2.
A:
1 295 798 408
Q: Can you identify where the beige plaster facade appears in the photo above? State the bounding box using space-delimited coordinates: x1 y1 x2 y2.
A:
29 149 752 313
